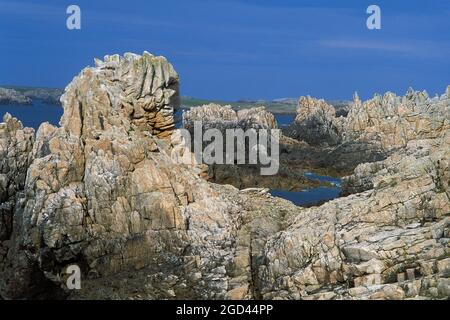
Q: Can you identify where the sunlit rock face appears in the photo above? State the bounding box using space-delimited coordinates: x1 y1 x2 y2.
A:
344 88 450 151
61 52 180 139
0 53 247 299
183 103 277 131
257 88 450 300
258 133 450 299
287 87 450 171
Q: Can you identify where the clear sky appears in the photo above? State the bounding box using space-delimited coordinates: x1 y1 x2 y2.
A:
0 0 449 100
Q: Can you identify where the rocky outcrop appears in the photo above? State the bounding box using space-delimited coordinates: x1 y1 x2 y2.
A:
0 114 34 241
257 132 450 299
254 88 450 299
0 52 245 299
0 88 32 105
287 96 344 146
182 104 329 192
61 52 180 139
183 103 277 131
344 89 449 151
287 88 450 172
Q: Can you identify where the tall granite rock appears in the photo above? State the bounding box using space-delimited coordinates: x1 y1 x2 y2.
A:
0 53 246 299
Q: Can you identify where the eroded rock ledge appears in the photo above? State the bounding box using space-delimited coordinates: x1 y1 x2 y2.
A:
0 52 449 300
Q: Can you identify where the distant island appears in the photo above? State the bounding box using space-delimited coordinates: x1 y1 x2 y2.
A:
0 87 32 105
0 86 63 105
0 85 350 115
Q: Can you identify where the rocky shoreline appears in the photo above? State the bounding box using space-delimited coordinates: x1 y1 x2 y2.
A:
0 52 448 300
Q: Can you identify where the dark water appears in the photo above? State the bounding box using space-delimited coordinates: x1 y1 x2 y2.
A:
270 173 342 207
270 187 341 207
0 100 62 129
275 113 294 128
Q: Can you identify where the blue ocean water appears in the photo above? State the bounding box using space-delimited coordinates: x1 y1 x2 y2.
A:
269 187 341 207
0 100 62 130
270 173 342 206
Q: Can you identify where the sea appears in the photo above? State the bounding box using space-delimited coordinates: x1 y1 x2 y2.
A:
269 172 342 207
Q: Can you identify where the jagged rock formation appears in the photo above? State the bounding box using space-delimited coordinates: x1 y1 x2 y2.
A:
0 114 34 241
345 89 449 151
62 52 180 139
257 132 450 299
0 88 32 105
0 52 448 300
287 88 450 172
0 53 246 299
182 104 325 191
183 103 277 131
252 87 450 299
288 96 344 146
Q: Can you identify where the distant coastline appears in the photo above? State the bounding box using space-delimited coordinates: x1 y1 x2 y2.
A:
0 86 63 106
0 86 350 115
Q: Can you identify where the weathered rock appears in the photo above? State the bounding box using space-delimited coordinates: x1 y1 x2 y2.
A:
0 114 34 241
257 128 450 299
0 53 243 299
183 103 277 131
287 96 344 146
287 88 450 172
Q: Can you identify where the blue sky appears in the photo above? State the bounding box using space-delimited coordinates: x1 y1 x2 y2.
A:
0 0 449 100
